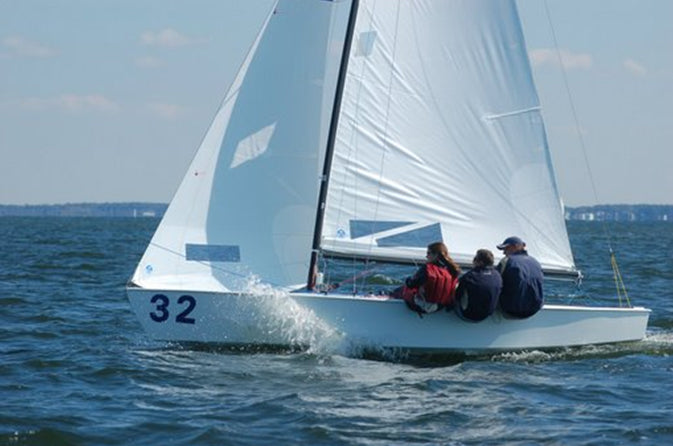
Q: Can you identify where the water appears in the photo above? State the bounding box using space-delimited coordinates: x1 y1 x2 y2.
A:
1 218 671 445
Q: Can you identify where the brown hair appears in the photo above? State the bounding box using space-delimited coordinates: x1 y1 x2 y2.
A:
473 249 494 268
427 241 461 277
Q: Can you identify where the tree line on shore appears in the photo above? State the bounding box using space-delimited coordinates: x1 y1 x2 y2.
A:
0 203 671 221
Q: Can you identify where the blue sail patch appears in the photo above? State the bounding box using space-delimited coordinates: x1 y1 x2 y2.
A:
376 223 443 248
185 244 240 262
349 220 414 239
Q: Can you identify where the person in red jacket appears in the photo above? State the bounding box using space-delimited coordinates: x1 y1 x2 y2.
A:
392 241 461 315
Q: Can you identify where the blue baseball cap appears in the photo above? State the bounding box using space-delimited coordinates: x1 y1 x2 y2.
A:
497 236 525 250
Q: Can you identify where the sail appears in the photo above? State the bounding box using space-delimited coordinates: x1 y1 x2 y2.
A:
132 1 352 291
320 0 576 275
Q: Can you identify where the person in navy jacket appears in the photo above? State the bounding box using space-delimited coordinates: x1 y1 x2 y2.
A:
496 236 544 318
454 249 502 322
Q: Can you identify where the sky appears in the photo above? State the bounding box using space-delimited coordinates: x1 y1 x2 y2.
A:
0 0 671 207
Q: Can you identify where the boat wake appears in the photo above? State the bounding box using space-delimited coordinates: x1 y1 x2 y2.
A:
488 329 673 364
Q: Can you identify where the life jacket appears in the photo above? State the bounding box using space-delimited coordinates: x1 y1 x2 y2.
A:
421 263 458 307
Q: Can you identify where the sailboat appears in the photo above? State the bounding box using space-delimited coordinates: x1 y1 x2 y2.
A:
126 0 650 354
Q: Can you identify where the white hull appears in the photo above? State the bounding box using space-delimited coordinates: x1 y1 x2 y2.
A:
126 287 650 354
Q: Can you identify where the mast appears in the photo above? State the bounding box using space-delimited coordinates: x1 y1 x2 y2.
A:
306 0 360 289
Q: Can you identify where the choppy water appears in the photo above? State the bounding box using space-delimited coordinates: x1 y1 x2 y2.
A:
1 218 672 445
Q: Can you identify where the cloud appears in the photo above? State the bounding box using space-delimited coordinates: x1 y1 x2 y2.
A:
623 58 647 76
529 48 593 70
140 28 205 48
135 56 164 68
146 103 188 119
2 35 57 58
17 94 120 113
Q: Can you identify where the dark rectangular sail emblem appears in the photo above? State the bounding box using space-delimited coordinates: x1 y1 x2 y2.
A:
350 220 413 239
185 244 240 262
376 223 443 248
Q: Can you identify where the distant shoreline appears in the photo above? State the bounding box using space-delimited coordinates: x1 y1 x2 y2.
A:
0 202 671 221
0 202 167 218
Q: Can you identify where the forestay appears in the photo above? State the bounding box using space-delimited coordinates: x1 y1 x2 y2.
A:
320 0 576 276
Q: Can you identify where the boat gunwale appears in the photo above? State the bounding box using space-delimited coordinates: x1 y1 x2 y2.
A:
126 285 650 314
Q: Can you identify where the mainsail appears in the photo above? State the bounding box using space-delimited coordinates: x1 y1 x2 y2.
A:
320 0 576 275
